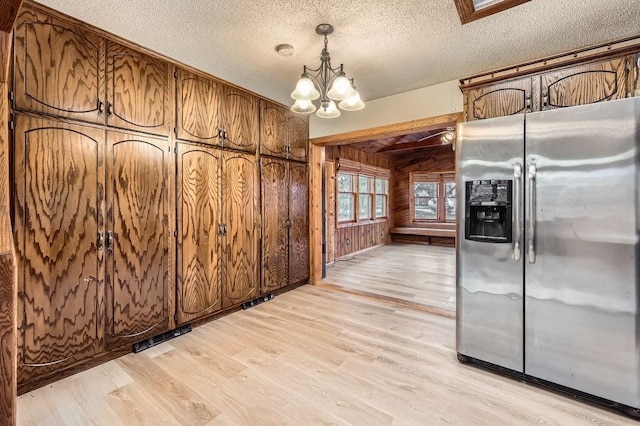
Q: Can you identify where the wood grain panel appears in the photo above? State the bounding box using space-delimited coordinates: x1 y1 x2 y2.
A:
13 6 105 123
542 57 628 110
106 131 169 348
260 100 286 158
325 145 393 170
287 115 308 162
176 68 222 144
13 116 105 383
0 0 23 32
289 163 309 285
177 144 222 324
222 86 258 153
465 77 533 121
107 42 169 135
222 152 258 307
260 158 288 292
325 161 336 264
393 145 455 228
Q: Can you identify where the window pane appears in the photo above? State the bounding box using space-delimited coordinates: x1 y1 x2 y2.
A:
414 182 437 197
359 195 372 219
415 197 437 220
337 173 353 192
445 197 456 220
376 194 386 217
375 178 388 194
338 193 354 221
445 182 456 198
359 175 371 193
473 0 504 10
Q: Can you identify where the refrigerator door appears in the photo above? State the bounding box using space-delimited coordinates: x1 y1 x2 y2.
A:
525 98 639 408
457 114 525 372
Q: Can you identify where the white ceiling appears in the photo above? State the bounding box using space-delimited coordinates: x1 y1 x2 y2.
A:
37 0 640 106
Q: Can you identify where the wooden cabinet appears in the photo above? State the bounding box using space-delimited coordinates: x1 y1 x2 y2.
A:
222 151 259 307
14 115 105 383
106 42 170 135
105 131 172 349
261 158 309 292
464 77 537 121
176 67 258 152
176 144 223 324
260 100 308 162
12 7 105 124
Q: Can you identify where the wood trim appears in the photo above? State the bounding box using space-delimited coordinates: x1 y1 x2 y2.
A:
454 0 530 25
0 0 23 32
309 112 462 146
460 35 640 89
309 143 323 285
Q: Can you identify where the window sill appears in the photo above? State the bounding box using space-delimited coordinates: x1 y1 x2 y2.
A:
337 218 388 229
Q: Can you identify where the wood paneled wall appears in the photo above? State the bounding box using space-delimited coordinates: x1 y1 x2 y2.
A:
392 145 456 228
325 145 393 260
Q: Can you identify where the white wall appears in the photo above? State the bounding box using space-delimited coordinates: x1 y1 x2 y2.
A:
309 79 464 138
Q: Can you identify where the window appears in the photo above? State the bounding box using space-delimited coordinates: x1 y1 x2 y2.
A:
454 0 530 24
358 175 373 220
411 172 456 222
337 173 356 222
375 178 388 218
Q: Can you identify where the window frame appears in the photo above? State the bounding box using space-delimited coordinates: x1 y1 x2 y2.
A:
337 172 357 223
374 177 389 219
453 0 530 24
336 171 389 227
410 172 456 223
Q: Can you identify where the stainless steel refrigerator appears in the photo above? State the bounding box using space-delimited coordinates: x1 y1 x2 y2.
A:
456 97 639 412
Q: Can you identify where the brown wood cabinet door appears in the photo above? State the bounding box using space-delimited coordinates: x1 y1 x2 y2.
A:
222 86 258 152
286 115 308 162
14 116 105 383
288 163 310 285
176 143 223 324
260 158 288 292
106 131 170 348
260 100 287 158
106 42 169 135
222 152 258 307
541 57 630 110
465 77 535 121
176 68 222 145
13 6 105 124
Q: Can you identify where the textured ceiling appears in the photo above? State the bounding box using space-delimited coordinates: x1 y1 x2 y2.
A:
37 0 640 106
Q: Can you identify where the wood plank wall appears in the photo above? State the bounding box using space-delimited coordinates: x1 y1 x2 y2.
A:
325 145 394 260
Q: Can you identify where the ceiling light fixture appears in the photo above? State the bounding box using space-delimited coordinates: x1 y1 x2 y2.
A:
290 23 364 118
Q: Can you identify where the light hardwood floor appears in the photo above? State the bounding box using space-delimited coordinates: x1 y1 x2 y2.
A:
17 285 633 425
323 243 456 316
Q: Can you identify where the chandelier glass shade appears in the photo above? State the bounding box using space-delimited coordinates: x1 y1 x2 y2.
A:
290 24 364 118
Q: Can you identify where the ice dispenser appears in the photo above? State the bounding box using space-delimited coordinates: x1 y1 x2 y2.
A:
464 180 512 243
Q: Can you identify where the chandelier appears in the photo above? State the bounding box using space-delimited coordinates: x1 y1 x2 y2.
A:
290 24 365 118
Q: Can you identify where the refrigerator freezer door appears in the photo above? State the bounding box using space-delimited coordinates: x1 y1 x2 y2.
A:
525 98 639 408
457 114 525 372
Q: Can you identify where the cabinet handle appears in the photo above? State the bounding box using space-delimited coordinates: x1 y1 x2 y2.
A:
218 127 223 142
97 231 105 250
83 275 97 283
98 100 104 116
106 231 114 251
542 91 548 110
525 95 531 113
106 102 113 116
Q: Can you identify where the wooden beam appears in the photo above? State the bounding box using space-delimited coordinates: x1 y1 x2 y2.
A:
0 0 22 32
308 143 324 285
379 133 453 153
309 112 463 147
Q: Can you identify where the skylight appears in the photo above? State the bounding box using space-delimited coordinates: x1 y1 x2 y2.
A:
472 0 505 10
455 0 530 24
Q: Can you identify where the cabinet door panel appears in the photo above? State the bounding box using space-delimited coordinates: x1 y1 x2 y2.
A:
176 68 222 145
222 86 258 152
466 78 533 121
107 42 169 135
287 116 308 162
14 116 104 383
106 132 169 347
13 7 105 124
260 101 286 158
289 164 309 285
223 152 258 306
177 144 222 324
261 159 288 292
542 57 629 110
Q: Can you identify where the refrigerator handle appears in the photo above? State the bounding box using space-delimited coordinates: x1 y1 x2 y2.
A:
513 162 522 261
526 161 537 264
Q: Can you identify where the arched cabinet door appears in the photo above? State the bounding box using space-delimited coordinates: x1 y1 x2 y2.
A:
261 158 289 292
260 101 287 158
289 163 310 285
176 68 223 145
105 131 171 349
286 115 308 162
465 77 536 121
222 152 258 307
222 86 259 152
14 116 105 384
13 7 105 124
176 143 223 324
106 42 169 136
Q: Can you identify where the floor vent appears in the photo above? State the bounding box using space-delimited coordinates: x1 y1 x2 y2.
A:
242 293 274 310
133 324 192 353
